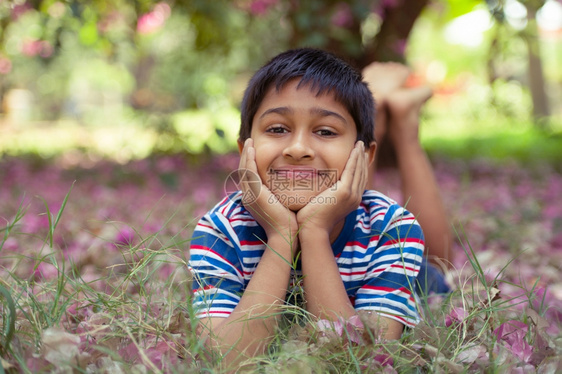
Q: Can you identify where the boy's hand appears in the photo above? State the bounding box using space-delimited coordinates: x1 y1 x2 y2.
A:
239 139 299 252
297 141 368 234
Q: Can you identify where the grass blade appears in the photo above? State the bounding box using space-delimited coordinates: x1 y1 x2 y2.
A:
0 284 16 355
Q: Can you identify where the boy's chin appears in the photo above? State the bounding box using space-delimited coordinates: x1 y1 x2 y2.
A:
275 192 319 212
287 202 307 212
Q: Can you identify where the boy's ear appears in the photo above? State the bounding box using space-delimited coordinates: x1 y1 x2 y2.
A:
237 139 244 155
367 141 377 166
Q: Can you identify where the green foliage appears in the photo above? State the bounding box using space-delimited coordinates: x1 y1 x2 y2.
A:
0 0 560 159
0 1 287 121
445 0 484 19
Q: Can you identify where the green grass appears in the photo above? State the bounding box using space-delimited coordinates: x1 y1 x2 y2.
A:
424 128 562 166
0 195 560 373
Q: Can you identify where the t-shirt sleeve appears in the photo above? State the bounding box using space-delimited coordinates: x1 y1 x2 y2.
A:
188 210 245 319
354 203 424 328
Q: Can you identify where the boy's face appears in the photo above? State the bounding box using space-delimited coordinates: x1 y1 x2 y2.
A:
244 78 359 211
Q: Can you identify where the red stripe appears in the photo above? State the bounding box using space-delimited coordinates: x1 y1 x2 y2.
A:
390 264 417 273
240 240 264 246
368 264 418 274
347 240 368 249
340 270 367 276
390 314 409 325
195 284 215 292
385 238 424 246
361 285 395 293
390 216 416 225
359 221 369 230
231 217 257 223
369 235 381 243
197 310 232 317
220 201 229 216
371 212 385 220
361 285 414 300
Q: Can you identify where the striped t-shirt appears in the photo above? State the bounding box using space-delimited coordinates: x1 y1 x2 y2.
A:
189 190 424 328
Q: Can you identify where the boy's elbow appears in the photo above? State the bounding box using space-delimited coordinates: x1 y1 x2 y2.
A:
196 317 273 366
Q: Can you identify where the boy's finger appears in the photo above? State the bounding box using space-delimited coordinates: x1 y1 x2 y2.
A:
341 142 361 184
238 139 262 202
358 151 369 192
353 142 367 193
363 152 369 184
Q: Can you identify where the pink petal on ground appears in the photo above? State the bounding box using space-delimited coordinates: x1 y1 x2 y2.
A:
445 307 469 327
41 327 81 365
494 320 533 363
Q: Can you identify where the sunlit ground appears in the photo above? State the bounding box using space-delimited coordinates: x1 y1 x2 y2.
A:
1 88 560 166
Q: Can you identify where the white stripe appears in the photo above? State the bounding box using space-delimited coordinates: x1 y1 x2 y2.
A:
196 225 231 244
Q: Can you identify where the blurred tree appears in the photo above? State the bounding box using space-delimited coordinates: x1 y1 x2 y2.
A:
260 0 430 69
2 0 512 155
486 0 550 124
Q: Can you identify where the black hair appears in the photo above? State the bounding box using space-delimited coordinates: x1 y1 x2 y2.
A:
239 48 375 145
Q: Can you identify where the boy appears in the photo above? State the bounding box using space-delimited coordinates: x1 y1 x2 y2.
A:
188 48 424 363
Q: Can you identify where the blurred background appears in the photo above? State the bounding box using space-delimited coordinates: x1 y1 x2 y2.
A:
0 0 561 164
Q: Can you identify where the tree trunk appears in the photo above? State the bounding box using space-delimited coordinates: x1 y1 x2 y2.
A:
359 0 429 68
523 4 550 124
286 0 428 69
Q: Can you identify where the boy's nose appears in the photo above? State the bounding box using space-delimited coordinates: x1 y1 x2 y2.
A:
282 133 315 161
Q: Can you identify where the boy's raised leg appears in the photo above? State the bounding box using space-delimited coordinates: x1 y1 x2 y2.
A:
362 62 410 143
386 86 453 268
362 62 410 186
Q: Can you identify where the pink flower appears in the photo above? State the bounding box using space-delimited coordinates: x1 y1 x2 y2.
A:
248 0 278 16
35 261 59 281
317 315 364 344
494 320 533 363
372 346 394 366
317 318 343 339
137 3 171 34
119 338 178 369
11 3 32 21
0 56 12 74
21 39 52 57
114 226 135 247
331 3 353 28
145 340 179 369
445 307 469 327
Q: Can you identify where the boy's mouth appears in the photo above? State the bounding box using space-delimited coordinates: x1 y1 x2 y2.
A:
268 167 318 179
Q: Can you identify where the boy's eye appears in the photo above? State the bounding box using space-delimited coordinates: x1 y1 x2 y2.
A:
316 129 336 136
266 126 287 134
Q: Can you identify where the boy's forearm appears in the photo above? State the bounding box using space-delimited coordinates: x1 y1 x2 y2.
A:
299 229 356 320
299 229 405 342
202 235 293 362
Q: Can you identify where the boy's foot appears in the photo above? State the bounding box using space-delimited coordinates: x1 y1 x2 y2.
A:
386 85 433 146
362 62 411 142
362 62 410 99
